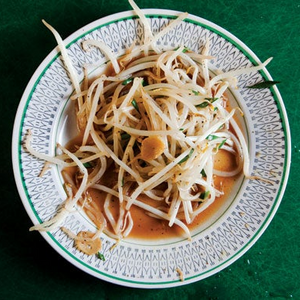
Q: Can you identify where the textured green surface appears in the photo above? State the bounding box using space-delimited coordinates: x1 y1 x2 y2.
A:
1 0 299 299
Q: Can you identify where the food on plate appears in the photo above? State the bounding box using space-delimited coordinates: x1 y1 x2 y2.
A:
25 0 271 253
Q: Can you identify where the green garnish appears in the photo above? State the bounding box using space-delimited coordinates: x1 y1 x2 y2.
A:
206 135 227 150
206 134 219 141
131 99 140 112
121 133 131 140
122 78 133 85
196 97 218 108
174 46 189 53
205 97 218 101
217 139 227 150
200 190 210 200
83 162 93 168
196 102 209 108
178 148 194 164
96 252 106 261
192 90 199 95
247 81 280 89
200 169 207 177
141 79 147 86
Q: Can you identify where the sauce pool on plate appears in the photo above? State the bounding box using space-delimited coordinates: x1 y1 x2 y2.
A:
63 137 240 240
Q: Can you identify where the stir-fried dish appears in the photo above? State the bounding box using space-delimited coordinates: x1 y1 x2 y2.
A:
25 0 271 255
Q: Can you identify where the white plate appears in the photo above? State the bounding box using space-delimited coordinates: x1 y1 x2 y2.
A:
12 9 291 288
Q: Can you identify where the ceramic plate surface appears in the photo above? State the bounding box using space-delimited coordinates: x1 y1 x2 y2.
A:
12 9 291 288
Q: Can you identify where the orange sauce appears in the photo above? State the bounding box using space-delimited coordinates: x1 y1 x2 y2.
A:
130 150 239 239
62 61 244 240
63 139 240 240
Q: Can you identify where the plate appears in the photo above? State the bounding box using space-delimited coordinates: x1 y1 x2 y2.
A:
12 9 291 288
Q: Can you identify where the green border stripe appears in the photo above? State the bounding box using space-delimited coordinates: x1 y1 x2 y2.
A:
17 13 290 287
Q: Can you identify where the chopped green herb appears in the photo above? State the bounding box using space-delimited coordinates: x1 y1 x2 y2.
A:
196 102 209 108
121 133 131 140
204 97 219 102
196 97 218 108
83 162 93 168
141 79 148 86
174 46 189 53
200 169 207 177
122 78 133 85
206 134 219 141
131 99 140 112
217 139 227 150
247 81 280 89
192 90 199 95
121 177 124 187
178 148 194 164
179 128 184 131
200 190 210 200
96 252 106 261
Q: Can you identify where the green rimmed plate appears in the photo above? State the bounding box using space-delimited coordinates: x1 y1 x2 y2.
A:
12 9 291 288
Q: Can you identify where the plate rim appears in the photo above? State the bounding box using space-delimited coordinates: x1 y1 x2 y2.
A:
12 8 291 288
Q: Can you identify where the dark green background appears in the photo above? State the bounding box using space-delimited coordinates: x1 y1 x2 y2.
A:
1 0 299 299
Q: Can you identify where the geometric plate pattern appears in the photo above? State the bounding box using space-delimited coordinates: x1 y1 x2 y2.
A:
12 9 291 288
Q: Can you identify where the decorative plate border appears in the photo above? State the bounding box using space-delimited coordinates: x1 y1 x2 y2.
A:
12 9 291 288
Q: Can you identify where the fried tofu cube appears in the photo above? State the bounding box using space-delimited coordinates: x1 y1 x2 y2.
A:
141 136 165 161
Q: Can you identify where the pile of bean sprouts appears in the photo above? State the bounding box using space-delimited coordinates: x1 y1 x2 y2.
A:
26 0 271 244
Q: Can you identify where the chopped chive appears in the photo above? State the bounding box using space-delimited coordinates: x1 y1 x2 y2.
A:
206 134 219 141
174 46 189 52
122 78 133 85
83 162 93 168
200 190 210 200
96 252 106 261
217 139 227 150
178 148 194 164
121 133 131 140
192 90 199 95
204 97 219 102
247 80 280 89
196 102 209 108
200 169 207 177
131 99 140 112
141 79 148 86
196 97 218 108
